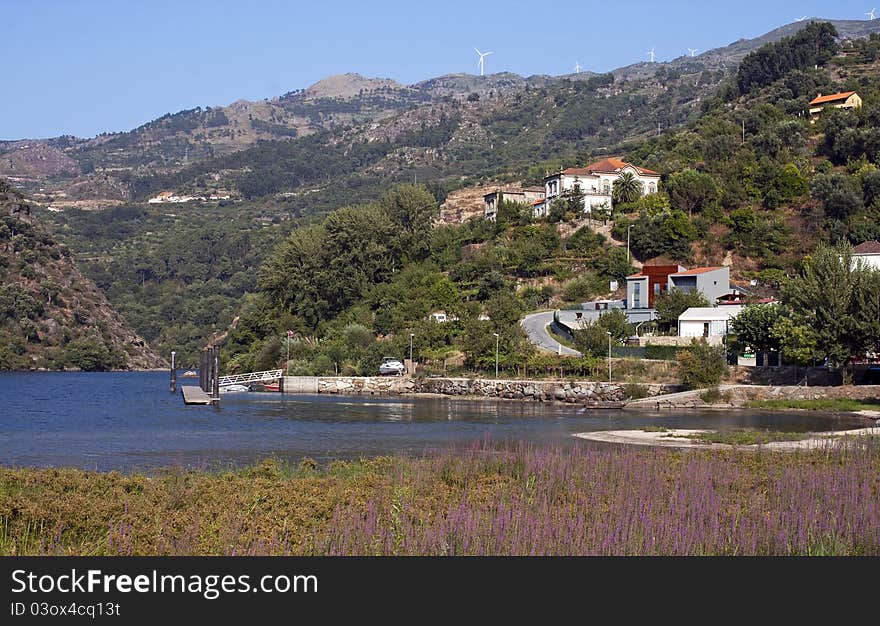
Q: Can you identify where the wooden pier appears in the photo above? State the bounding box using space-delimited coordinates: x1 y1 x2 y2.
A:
181 385 215 405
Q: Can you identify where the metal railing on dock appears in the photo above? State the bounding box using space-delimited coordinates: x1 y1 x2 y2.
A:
218 369 283 387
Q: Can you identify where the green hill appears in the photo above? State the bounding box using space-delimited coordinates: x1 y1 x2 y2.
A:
0 180 164 370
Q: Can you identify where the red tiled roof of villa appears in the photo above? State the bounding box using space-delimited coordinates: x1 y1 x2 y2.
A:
559 157 659 177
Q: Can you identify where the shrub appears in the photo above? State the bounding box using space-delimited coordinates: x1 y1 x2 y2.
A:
64 338 124 371
676 343 727 390
699 386 732 404
623 383 649 400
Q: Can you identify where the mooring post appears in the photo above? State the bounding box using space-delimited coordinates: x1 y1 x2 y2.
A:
170 350 177 393
206 348 214 395
212 346 220 403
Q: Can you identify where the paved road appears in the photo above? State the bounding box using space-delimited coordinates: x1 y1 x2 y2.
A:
520 311 583 356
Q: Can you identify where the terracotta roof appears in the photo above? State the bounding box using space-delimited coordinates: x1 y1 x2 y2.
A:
853 240 880 254
670 266 725 276
585 157 660 176
627 273 647 279
532 198 545 205
559 167 600 177
809 91 857 105
555 157 659 178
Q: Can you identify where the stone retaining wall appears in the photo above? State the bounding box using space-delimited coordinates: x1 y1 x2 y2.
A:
313 376 681 404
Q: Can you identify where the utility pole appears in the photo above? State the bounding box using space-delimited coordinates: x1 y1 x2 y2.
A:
627 224 633 264
169 350 176 393
493 332 500 379
606 332 612 382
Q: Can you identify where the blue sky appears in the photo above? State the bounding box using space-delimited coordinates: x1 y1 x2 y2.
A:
2 0 875 139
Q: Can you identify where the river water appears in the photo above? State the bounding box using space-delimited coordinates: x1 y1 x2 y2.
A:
0 372 866 472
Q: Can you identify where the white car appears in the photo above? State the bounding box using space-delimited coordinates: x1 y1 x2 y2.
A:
378 357 406 376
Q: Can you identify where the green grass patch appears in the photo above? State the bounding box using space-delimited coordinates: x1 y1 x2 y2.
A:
686 429 809 445
745 398 880 412
641 425 669 432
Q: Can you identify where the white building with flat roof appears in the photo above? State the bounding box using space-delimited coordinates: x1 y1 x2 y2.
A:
677 306 743 338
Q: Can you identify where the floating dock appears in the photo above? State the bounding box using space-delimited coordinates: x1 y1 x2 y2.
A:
181 386 215 405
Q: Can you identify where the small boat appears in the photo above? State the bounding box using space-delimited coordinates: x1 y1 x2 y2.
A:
220 384 250 393
181 370 198 378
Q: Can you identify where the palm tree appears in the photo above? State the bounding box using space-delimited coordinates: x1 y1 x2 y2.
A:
612 172 643 205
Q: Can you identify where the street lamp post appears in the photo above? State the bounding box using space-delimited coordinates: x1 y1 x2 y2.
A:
627 224 633 264
606 331 612 382
493 332 500 379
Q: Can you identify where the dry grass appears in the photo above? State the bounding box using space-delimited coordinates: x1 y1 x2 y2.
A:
3 442 880 555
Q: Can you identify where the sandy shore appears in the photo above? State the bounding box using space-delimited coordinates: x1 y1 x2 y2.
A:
573 426 880 451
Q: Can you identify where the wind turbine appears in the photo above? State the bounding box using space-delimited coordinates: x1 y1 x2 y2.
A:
646 48 655 63
574 61 582 74
687 48 699 57
867 8 876 20
474 48 493 76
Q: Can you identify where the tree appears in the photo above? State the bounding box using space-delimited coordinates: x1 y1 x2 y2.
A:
770 317 820 366
597 309 632 341
654 288 709 327
783 243 880 370
729 304 783 353
550 185 585 222
572 322 611 358
571 310 632 356
666 169 719 217
612 172 642 205
378 184 438 263
619 210 697 261
810 173 864 221
736 22 839 94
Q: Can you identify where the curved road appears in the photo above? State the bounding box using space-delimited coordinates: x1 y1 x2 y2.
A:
520 311 583 356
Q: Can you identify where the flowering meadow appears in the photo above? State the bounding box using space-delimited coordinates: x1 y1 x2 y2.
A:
2 439 879 555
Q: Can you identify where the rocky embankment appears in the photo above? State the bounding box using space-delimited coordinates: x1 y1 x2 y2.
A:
313 376 681 404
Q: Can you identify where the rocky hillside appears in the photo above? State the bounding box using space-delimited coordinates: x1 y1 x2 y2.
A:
0 179 165 370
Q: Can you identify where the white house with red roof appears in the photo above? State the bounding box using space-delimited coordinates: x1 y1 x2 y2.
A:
853 240 880 270
536 157 660 217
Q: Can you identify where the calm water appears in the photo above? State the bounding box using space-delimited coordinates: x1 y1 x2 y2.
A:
0 372 867 472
